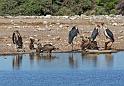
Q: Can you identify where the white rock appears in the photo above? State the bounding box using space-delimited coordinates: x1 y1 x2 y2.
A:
63 16 69 19
109 14 115 17
80 14 87 18
43 21 48 24
69 15 79 20
44 15 51 19
59 25 63 28
112 23 117 26
56 23 60 25
55 36 60 41
34 30 37 32
3 37 8 39
118 36 124 39
105 15 110 19
14 26 20 28
39 16 44 19
49 25 52 27
34 35 37 37
35 26 40 28
36 28 42 31
47 35 51 37
24 41 30 43
120 23 124 26
7 44 11 46
8 26 12 29
120 30 123 33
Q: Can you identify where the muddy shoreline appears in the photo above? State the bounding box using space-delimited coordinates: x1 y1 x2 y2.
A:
0 15 124 54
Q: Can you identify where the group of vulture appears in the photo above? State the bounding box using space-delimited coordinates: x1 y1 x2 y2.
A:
12 22 114 54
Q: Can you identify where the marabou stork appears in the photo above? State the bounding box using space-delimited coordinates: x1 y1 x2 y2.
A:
91 25 100 41
102 23 114 50
12 30 23 49
104 27 114 50
68 26 79 51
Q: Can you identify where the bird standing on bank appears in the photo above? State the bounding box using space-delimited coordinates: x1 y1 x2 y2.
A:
91 25 100 41
12 30 23 49
101 23 114 50
68 26 79 51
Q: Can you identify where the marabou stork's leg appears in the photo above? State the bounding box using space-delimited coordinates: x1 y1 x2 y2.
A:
16 44 20 52
105 42 108 50
105 38 113 50
105 41 110 50
107 41 113 50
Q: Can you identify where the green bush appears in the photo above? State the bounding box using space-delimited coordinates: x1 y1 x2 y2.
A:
95 6 108 15
56 6 75 16
0 0 121 16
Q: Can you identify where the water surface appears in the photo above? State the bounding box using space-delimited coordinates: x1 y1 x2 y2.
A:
0 51 124 71
0 52 124 86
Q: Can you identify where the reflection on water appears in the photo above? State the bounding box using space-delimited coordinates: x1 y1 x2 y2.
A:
0 52 124 71
68 53 78 68
12 54 23 70
81 53 98 67
105 54 113 67
81 53 114 69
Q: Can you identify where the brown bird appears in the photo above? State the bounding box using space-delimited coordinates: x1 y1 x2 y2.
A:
40 44 56 53
29 37 35 50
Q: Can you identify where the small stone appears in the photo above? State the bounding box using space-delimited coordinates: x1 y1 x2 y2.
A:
120 23 124 26
55 36 60 41
4 36 8 39
25 41 30 43
43 21 48 24
69 15 79 20
6 44 11 46
120 30 123 33
47 35 51 37
36 28 42 31
34 29 37 32
112 23 117 26
118 36 124 39
59 25 63 28
44 15 51 19
34 35 37 37
63 16 69 19
49 25 52 27
56 23 60 25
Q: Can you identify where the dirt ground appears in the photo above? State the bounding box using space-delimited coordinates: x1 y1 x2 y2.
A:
0 16 124 53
